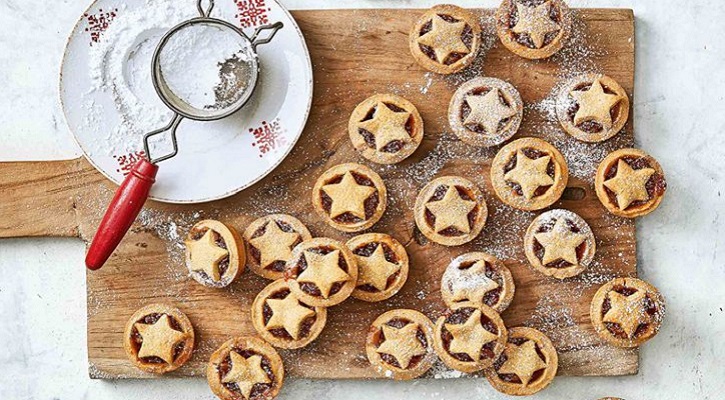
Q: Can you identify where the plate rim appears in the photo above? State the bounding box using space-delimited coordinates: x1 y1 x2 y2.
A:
58 0 314 204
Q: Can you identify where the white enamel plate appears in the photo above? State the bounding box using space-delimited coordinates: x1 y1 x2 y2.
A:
60 0 312 203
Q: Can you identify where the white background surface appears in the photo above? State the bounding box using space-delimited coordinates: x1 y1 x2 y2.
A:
0 0 723 399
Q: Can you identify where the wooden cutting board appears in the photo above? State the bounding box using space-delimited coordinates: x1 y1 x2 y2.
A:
0 8 637 379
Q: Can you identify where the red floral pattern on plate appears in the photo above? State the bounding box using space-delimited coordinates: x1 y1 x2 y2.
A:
113 150 147 176
235 0 270 28
250 118 286 158
84 8 118 45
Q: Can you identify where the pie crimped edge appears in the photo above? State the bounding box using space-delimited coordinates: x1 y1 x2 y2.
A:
441 252 515 312
251 279 328 349
244 214 312 280
495 0 572 60
184 219 245 288
490 137 569 211
123 303 195 374
346 233 410 302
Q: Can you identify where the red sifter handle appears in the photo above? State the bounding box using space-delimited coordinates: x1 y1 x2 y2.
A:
85 159 159 270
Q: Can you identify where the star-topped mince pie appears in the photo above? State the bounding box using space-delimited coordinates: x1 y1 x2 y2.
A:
485 327 559 396
251 279 327 349
284 238 358 307
207 336 284 400
556 73 630 142
414 176 488 246
346 233 409 302
312 163 387 232
185 220 245 288
590 277 665 348
595 148 667 218
409 4 482 75
448 77 523 148
244 214 312 280
349 94 424 164
433 302 508 373
123 303 195 374
524 209 596 279
496 0 571 59
366 309 436 380
441 252 515 312
491 137 569 211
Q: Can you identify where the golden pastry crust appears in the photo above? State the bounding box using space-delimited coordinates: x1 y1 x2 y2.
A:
365 309 436 380
524 209 596 279
185 219 245 288
441 252 515 312
311 163 387 233
490 137 569 211
251 279 327 349
485 327 558 396
413 176 488 246
207 336 284 400
495 0 571 60
346 233 410 302
409 4 482 75
284 238 358 307
595 148 667 218
556 73 630 142
433 302 508 373
448 77 523 148
590 277 666 348
244 214 312 280
123 303 195 374
349 94 424 164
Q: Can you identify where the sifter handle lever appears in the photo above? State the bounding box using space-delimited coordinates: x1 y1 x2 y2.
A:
85 159 159 270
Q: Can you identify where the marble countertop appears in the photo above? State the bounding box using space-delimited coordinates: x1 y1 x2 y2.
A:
0 0 722 399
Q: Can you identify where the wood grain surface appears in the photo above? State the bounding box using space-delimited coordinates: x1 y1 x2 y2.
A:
0 8 638 379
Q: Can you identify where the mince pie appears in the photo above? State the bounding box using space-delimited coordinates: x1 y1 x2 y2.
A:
495 0 571 59
484 327 558 396
595 148 667 218
185 220 245 288
448 77 523 147
524 209 596 279
251 279 327 349
284 238 358 307
349 94 424 164
433 302 508 373
365 309 436 380
590 277 665 348
207 336 284 400
244 214 312 280
312 163 387 232
346 233 409 302
409 4 482 75
414 176 488 246
491 137 569 211
441 252 515 312
123 303 195 374
556 73 630 142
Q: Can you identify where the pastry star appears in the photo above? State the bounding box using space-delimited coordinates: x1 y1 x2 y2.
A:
603 160 655 210
265 293 316 340
297 250 351 298
445 309 498 362
187 230 229 282
358 102 412 151
603 289 650 338
570 79 622 129
322 172 376 220
356 244 401 291
134 314 188 364
249 221 300 268
376 323 427 369
464 89 517 135
450 261 500 304
504 151 554 199
511 1 561 49
425 186 477 234
417 14 470 63
534 218 587 265
221 352 271 400
498 340 548 386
